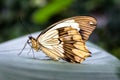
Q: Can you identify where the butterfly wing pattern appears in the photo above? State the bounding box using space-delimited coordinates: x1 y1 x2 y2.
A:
29 16 97 63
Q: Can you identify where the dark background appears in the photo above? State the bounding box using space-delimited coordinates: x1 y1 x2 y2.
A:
0 0 120 59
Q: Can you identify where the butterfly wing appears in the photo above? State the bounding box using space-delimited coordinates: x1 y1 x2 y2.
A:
37 16 97 63
38 29 65 60
39 16 97 41
57 27 91 63
72 16 97 41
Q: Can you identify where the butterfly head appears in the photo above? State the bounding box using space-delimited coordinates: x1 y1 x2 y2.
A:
28 36 41 51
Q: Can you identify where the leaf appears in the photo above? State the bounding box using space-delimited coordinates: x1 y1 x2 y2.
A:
0 32 120 80
32 0 73 24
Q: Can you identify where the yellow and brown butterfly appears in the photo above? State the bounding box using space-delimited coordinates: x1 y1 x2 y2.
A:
20 16 97 63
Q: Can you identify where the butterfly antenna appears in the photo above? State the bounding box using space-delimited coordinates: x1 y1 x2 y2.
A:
18 16 33 55
19 16 32 37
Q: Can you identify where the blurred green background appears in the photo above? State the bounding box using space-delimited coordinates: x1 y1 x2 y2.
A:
0 0 120 59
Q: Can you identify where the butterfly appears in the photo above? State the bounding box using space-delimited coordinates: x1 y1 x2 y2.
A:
20 16 97 63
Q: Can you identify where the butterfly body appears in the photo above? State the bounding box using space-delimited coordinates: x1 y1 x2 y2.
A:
28 16 97 63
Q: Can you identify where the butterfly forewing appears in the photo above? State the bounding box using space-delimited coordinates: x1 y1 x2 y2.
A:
39 16 96 42
30 16 96 63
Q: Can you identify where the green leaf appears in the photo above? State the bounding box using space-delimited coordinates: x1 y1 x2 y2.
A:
32 0 73 24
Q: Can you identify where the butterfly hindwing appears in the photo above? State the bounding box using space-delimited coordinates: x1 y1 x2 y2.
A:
38 29 65 59
38 26 91 63
57 26 91 63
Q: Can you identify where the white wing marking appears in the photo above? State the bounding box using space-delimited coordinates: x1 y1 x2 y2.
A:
50 20 80 31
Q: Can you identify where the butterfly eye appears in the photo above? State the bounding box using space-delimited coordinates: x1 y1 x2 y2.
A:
89 21 96 26
27 40 32 46
27 39 31 43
